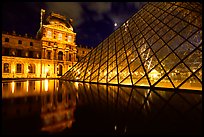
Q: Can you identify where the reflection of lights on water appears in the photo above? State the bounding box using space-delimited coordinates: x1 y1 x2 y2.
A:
11 81 15 93
26 80 29 92
74 82 79 90
114 125 117 130
76 92 79 99
45 79 48 92
124 126 127 133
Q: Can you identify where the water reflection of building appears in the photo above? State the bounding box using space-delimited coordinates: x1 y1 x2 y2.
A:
40 82 76 133
2 9 91 78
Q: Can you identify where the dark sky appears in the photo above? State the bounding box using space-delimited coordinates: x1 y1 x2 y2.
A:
2 2 146 48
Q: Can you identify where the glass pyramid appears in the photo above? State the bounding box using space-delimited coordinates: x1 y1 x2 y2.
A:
61 2 202 91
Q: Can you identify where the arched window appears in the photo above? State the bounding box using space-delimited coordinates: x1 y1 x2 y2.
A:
28 64 35 73
58 51 63 60
57 65 63 76
3 63 10 73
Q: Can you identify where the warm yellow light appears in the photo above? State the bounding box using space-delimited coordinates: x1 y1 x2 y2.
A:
26 80 29 92
45 68 49 73
12 68 15 73
45 79 48 92
74 82 79 90
149 69 160 80
11 81 15 93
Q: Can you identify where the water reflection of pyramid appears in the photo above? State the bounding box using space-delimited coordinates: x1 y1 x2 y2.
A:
61 2 202 91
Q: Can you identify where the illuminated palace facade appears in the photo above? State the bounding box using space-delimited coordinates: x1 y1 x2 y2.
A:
2 10 91 79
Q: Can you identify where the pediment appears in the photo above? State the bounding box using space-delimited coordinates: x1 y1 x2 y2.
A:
44 24 73 33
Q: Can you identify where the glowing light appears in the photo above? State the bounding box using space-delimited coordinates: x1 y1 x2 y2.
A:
26 80 29 92
11 81 15 93
12 68 15 73
114 23 117 27
45 68 49 73
45 79 48 92
149 69 160 80
74 82 79 90
114 125 117 130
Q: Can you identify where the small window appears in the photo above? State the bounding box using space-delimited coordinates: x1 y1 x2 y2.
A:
47 30 52 38
30 42 33 46
68 35 72 42
16 64 22 73
47 51 51 59
58 33 62 40
82 51 85 54
4 63 10 73
18 40 22 44
5 38 9 42
69 54 72 61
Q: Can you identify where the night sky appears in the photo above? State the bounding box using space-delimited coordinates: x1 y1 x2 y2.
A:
2 2 146 48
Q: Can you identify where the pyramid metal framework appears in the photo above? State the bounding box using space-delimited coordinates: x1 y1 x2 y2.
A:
61 2 202 91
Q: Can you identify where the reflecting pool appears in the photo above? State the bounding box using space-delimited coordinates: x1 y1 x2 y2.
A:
2 80 202 135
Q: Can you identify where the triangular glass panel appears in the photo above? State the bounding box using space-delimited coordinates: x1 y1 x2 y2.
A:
134 76 149 87
108 68 118 83
109 75 118 85
183 49 202 73
160 52 180 73
61 2 202 91
178 75 202 91
132 66 146 85
168 62 192 88
174 41 195 60
195 68 202 82
147 63 166 86
119 66 130 83
155 75 174 89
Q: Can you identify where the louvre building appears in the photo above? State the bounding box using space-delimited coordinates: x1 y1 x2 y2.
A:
61 2 202 91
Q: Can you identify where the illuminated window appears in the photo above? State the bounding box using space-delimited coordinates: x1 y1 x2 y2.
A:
16 64 22 73
68 35 72 42
47 30 52 38
58 33 62 40
28 64 35 73
3 63 9 73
